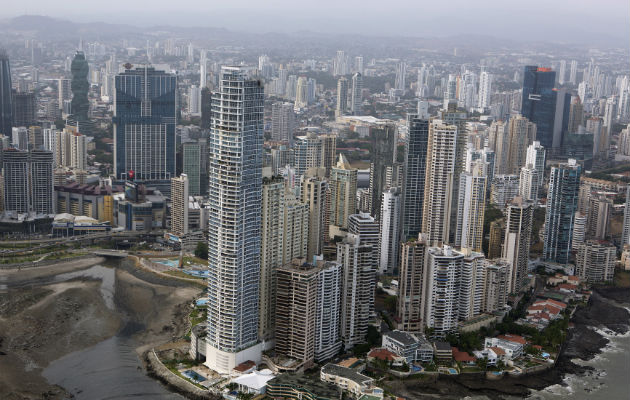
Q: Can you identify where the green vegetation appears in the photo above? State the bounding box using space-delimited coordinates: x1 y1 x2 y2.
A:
384 295 397 313
614 269 630 288
194 242 208 260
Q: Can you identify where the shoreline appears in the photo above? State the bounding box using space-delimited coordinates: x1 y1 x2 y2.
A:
384 286 630 399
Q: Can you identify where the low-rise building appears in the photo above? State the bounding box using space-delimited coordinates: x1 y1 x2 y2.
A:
433 341 452 364
484 337 523 360
381 330 433 363
320 364 382 399
266 373 340 400
366 348 405 367
231 369 276 395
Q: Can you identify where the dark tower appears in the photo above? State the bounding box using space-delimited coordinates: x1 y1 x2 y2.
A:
70 51 90 122
521 66 557 149
0 50 12 136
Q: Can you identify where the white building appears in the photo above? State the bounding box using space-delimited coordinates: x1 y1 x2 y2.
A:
378 188 401 274
424 245 463 336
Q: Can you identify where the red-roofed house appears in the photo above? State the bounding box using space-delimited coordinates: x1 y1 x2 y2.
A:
498 334 527 346
367 348 405 367
451 347 476 365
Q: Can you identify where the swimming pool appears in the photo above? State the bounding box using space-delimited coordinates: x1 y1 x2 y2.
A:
182 370 206 383
154 259 179 268
448 368 458 374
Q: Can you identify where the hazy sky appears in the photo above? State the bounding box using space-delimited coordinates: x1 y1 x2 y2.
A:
3 0 629 42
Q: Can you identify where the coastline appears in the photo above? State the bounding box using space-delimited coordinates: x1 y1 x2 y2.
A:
384 286 630 400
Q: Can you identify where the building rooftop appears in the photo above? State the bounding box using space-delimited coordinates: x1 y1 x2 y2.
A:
384 330 418 346
321 364 372 386
434 341 452 352
268 373 339 398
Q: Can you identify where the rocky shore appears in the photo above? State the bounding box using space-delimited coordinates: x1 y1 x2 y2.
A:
385 286 630 399
0 257 202 399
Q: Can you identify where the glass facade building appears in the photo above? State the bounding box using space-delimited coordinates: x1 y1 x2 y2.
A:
0 50 12 137
401 115 429 241
543 159 581 264
521 66 557 149
114 67 177 182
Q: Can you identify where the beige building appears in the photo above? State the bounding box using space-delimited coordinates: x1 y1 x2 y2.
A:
397 234 429 334
575 240 616 283
502 197 533 294
170 174 188 237
329 154 357 229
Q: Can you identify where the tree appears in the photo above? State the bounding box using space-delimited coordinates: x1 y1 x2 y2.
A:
384 295 397 313
367 325 381 346
194 241 208 259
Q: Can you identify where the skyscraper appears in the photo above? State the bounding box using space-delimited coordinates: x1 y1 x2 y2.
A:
575 240 615 283
506 115 536 175
502 197 533 293
422 120 458 246
70 51 90 122
455 162 487 252
293 133 322 177
424 245 463 337
586 193 612 240
395 61 406 91
3 149 54 214
170 174 189 237
182 142 201 196
260 174 285 347
378 188 401 274
114 67 177 183
314 261 343 362
525 141 546 188
275 260 319 369
336 77 349 118
350 72 363 115
369 123 397 220
271 102 295 145
401 115 429 241
329 154 357 229
519 164 539 203
521 66 557 149
205 67 264 373
337 233 375 349
397 234 428 334
0 50 12 136
477 71 492 110
301 168 328 260
622 185 630 247
544 159 581 264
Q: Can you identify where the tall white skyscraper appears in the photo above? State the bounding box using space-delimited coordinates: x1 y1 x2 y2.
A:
526 141 546 188
424 245 464 336
188 85 201 116
170 174 189 237
378 188 401 274
519 164 539 203
622 185 630 247
205 67 264 374
502 197 533 293
477 71 492 110
569 60 578 85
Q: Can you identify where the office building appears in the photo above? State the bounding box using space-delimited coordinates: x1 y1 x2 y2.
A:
0 50 12 136
422 120 458 246
271 102 296 144
395 62 406 91
544 160 581 264
401 115 429 241
378 188 401 274
329 154 357 229
397 234 428 334
205 67 264 374
368 123 397 220
182 142 201 196
575 240 615 283
521 66 557 149
114 183 166 231
188 85 201 115
114 67 177 182
55 182 115 223
70 51 90 122
12 127 28 150
170 174 189 237
3 149 54 214
424 245 463 337
502 197 533 293
338 233 375 349
12 92 36 128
